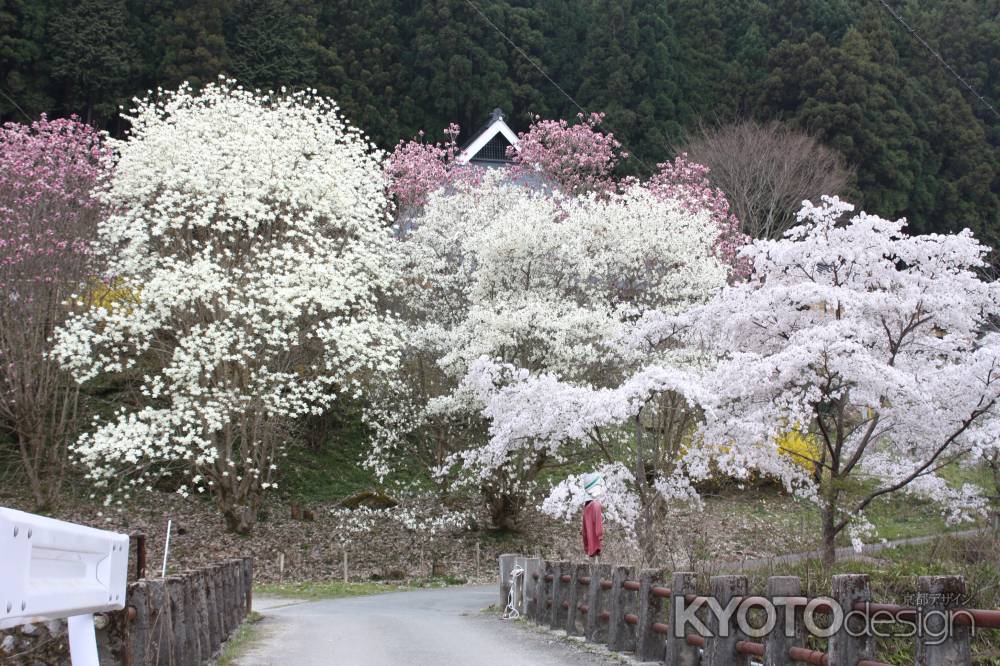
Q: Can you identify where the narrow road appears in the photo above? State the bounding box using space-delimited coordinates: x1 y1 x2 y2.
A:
237 585 617 665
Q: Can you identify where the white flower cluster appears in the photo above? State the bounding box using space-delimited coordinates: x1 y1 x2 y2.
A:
51 79 400 524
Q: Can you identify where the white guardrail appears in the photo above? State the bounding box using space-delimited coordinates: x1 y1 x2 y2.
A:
0 507 129 666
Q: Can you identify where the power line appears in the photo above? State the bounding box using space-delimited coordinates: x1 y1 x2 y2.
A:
875 0 1000 121
462 0 654 172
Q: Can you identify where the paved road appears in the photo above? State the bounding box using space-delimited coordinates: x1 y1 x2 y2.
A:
237 585 618 665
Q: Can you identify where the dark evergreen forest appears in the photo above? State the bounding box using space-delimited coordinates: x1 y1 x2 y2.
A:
2 0 998 244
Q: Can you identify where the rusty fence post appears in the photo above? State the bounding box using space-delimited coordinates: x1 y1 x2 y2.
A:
666 572 700 666
765 576 803 666
523 557 541 621
636 568 667 662
551 561 571 631
915 575 971 666
704 574 748 666
131 533 147 581
829 574 873 666
607 565 638 653
586 563 612 644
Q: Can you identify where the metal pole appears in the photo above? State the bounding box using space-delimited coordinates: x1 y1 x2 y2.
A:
160 520 172 578
68 613 99 666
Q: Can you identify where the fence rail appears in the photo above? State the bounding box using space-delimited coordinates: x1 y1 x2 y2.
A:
499 555 984 666
96 557 253 665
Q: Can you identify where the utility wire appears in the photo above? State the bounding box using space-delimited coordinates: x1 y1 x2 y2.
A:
462 0 655 172
875 0 1000 121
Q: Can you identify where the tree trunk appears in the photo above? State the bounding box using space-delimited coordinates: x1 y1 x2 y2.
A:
821 502 837 568
485 488 521 532
219 495 258 534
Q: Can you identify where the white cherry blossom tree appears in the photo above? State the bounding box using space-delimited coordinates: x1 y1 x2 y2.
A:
688 197 1000 564
53 79 399 533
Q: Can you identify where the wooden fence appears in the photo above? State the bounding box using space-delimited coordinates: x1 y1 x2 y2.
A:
500 555 995 666
96 557 253 665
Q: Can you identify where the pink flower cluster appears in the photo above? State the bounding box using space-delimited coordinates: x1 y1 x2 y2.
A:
0 115 110 293
647 153 750 277
384 123 463 213
507 112 624 196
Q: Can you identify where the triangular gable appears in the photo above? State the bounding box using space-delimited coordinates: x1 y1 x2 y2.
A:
457 108 520 164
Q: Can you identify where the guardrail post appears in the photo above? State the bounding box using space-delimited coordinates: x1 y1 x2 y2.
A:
540 561 555 625
829 574 873 666
565 563 587 635
499 553 517 610
765 576 803 666
915 575 970 665
607 565 637 653
586 563 612 643
666 572 700 666
551 561 571 631
636 568 666 662
523 558 541 621
705 574 748 666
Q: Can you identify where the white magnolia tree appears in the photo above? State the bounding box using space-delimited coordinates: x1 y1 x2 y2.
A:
53 80 399 533
686 197 1000 564
379 171 728 539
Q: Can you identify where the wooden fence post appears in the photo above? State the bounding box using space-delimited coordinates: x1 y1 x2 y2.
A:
829 574 873 666
704 574 748 666
183 573 203 663
126 581 149 666
607 565 637 653
146 578 173 665
551 561 571 631
203 567 221 657
636 568 666 662
242 557 254 617
765 576 803 666
212 563 228 640
666 572 700 666
915 575 970 665
499 553 517 610
565 563 588 636
540 561 555 625
230 560 242 627
513 556 527 616
166 575 190 666
523 558 541 621
586 563 612 644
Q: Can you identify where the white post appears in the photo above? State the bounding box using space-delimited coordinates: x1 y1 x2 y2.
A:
67 613 99 666
160 519 172 578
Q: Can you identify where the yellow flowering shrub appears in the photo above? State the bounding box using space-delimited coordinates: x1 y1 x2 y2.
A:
775 428 821 473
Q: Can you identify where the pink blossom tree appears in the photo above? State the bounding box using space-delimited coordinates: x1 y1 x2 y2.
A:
508 112 624 196
384 124 464 228
648 153 750 277
0 115 110 510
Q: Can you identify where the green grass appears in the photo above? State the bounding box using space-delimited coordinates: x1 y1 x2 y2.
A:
279 405 433 504
215 611 263 666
